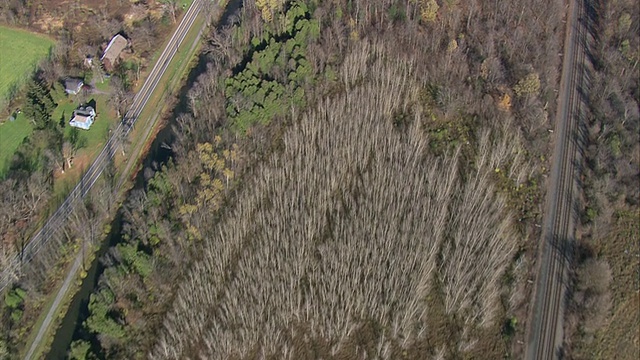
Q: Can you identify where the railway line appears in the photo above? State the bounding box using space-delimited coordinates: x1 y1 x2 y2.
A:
0 0 207 294
525 0 587 358
21 0 211 357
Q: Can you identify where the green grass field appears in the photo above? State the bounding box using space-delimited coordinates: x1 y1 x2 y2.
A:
0 83 116 179
0 113 32 174
0 26 54 102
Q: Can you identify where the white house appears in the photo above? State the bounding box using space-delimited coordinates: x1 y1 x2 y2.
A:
69 106 96 130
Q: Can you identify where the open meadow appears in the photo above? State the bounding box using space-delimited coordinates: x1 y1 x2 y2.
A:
0 26 53 174
0 26 53 103
0 114 32 174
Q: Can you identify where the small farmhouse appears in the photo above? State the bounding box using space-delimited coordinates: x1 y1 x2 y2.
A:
101 34 128 72
69 106 96 130
64 78 84 95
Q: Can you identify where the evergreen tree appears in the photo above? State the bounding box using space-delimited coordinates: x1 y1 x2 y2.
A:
23 80 56 130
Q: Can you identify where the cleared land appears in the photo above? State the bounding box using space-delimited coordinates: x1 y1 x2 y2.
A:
0 26 53 174
0 26 53 102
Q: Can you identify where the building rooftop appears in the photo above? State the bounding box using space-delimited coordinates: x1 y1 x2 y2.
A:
72 106 95 124
101 34 128 71
64 78 84 93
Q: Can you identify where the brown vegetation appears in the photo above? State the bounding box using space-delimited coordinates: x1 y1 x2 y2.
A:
564 0 639 357
151 41 530 359
62 0 580 357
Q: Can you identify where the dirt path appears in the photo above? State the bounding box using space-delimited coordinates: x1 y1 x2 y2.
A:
21 1 207 358
22 253 83 360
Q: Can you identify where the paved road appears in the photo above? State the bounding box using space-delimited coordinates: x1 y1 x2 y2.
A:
0 0 206 294
525 0 587 358
20 1 208 359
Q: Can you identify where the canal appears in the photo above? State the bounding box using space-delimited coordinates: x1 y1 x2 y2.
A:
44 1 243 357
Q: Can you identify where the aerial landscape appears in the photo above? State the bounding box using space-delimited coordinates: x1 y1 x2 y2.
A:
0 0 637 359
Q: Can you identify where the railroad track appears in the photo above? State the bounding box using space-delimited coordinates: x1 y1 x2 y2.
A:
525 0 587 358
21 1 213 358
0 0 206 292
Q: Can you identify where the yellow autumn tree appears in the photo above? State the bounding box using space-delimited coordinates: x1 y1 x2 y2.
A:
420 0 439 23
197 142 225 173
514 72 541 97
179 141 239 241
497 93 512 111
447 39 458 52
256 0 284 22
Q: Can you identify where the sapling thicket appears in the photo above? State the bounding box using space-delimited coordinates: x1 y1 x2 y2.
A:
152 42 530 358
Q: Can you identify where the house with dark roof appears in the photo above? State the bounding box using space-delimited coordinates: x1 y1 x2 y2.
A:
101 34 128 72
64 78 84 95
69 106 96 130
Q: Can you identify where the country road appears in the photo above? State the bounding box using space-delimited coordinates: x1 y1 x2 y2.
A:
525 0 587 359
20 1 209 358
0 0 206 292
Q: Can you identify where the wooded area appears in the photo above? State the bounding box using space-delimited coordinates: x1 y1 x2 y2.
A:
152 41 535 358
2 0 637 358
63 0 569 358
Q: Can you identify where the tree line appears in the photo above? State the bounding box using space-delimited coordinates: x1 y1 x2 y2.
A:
564 0 639 357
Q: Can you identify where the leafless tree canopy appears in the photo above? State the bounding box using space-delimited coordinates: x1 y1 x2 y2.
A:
151 41 530 359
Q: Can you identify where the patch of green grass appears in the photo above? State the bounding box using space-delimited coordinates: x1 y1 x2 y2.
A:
49 83 113 153
77 98 113 156
93 77 111 93
0 26 54 102
52 98 78 130
0 113 33 175
179 0 195 11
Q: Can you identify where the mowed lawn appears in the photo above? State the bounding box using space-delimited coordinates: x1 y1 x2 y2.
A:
0 26 54 101
0 114 32 174
1 83 116 178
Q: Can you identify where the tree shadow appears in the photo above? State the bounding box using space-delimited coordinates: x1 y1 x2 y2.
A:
86 98 97 111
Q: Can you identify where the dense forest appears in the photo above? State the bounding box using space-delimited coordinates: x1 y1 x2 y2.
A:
2 0 638 358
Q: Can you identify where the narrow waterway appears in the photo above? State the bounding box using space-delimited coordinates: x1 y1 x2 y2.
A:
44 213 122 360
45 1 243 357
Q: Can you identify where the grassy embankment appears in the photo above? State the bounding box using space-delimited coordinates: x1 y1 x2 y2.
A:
575 210 640 359
18 6 210 359
113 2 207 180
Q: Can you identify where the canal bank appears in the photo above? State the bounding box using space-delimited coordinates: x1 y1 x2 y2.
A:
44 0 243 357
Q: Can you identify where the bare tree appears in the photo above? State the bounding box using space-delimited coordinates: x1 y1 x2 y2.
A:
162 0 179 23
151 41 526 359
109 76 131 119
62 141 74 172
